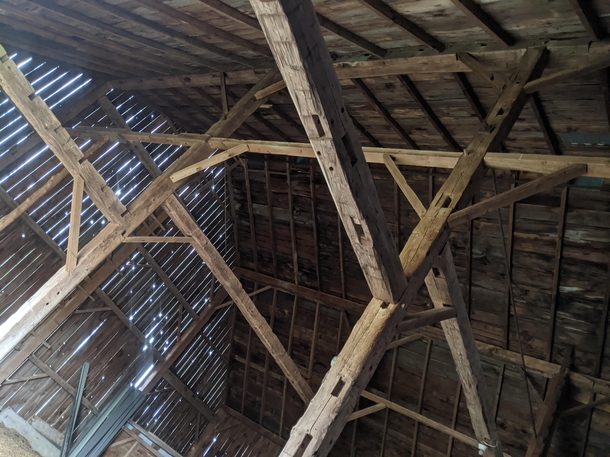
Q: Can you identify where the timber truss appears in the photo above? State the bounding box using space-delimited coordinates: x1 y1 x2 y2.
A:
1 1 609 455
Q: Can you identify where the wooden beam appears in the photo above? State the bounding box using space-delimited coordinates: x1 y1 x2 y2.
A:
601 68 610 131
386 161 504 456
66 176 84 272
396 74 462 151
109 40 610 90
352 77 420 149
69 128 610 178
123 236 193 243
254 0 408 305
383 154 427 217
360 391 510 456
529 93 562 155
525 349 572 457
316 14 387 57
255 80 288 100
569 0 606 41
448 164 586 227
347 404 385 421
456 53 505 90
170 144 249 182
236 268 366 315
449 0 515 46
0 46 126 223
356 0 445 51
0 69 282 365
197 0 261 31
163 370 217 423
270 46 547 457
453 72 487 122
161 196 315 404
524 53 610 93
397 307 457 333
29 354 99 415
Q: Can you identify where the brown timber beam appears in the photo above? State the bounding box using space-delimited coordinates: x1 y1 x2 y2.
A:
449 0 515 46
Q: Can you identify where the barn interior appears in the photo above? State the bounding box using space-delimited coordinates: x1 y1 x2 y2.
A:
0 1 609 456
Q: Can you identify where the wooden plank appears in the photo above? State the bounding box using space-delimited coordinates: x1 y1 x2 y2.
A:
524 53 610 93
271 47 547 457
456 53 505 90
448 164 586 227
170 144 249 182
0 69 281 365
0 46 126 223
253 0 408 304
529 93 562 155
525 349 572 457
123 236 193 243
355 0 445 51
255 80 288 100
66 176 84 273
352 77 419 149
449 0 515 46
69 128 610 178
161 195 314 404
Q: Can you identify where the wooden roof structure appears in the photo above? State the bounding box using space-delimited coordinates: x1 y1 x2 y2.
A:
0 0 609 456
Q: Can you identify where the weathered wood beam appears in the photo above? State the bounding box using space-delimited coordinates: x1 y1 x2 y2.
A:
347 404 386 421
254 0 408 305
383 154 427 217
529 93 562 155
601 68 610 130
524 53 610 93
0 47 126 223
569 0 606 41
29 354 99 415
0 68 281 364
385 159 503 455
396 74 462 151
109 40 610 90
170 144 249 182
68 128 610 178
456 53 505 90
352 77 420 149
361 390 510 456
397 307 457 333
123 236 193 243
268 43 547 456
355 0 444 51
449 0 515 46
161 197 314 404
453 72 487 122
448 163 586 227
525 349 572 457
66 176 84 272
316 14 387 57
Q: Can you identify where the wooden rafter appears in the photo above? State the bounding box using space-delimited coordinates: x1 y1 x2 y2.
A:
568 0 606 41
355 0 444 51
449 0 515 46
252 0 408 306
171 144 249 182
396 74 462 151
316 14 387 57
352 78 419 148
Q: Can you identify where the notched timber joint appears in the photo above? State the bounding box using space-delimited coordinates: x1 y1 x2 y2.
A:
331 378 346 397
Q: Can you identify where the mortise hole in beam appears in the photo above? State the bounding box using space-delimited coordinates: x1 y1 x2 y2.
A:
331 378 345 397
312 115 325 137
432 267 442 278
293 434 313 457
441 195 452 208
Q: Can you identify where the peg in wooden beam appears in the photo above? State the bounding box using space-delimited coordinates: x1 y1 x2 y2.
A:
66 176 84 272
